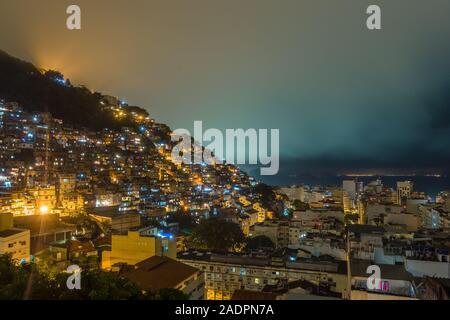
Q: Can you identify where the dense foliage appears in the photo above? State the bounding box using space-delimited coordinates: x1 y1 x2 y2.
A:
292 199 309 211
0 254 188 300
253 183 285 218
189 217 244 251
246 235 275 250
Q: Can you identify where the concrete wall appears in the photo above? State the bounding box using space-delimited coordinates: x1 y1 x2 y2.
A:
110 231 161 266
0 229 30 262
293 210 344 223
405 259 450 278
351 290 417 300
384 213 419 231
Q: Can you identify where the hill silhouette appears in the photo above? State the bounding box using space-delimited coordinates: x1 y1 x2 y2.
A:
0 50 131 130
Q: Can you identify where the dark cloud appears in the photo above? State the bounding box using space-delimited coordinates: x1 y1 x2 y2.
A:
428 84 450 131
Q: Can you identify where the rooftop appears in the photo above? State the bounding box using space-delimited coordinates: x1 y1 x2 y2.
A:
88 206 139 218
347 224 385 235
178 250 347 274
231 290 278 300
0 228 27 238
13 215 75 236
121 256 200 292
351 259 414 281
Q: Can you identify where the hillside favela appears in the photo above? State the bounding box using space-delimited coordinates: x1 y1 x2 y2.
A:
0 49 449 301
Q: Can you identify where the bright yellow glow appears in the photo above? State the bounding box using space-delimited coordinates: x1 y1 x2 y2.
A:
39 205 49 214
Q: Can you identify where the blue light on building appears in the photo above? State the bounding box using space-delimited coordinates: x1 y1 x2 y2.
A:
157 232 174 239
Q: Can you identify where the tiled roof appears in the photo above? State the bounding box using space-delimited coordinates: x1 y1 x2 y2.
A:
121 256 199 292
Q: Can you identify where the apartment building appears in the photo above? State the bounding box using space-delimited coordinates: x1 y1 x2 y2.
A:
178 250 347 300
0 213 30 262
102 229 176 268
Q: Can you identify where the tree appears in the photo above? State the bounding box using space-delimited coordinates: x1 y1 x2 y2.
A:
292 199 309 211
54 269 144 300
0 254 187 300
189 217 244 252
0 254 60 300
150 288 189 300
167 211 196 230
43 70 66 84
253 183 276 208
246 236 275 251
253 183 284 218
345 214 359 225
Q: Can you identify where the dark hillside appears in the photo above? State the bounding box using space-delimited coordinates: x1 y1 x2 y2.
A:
0 50 130 130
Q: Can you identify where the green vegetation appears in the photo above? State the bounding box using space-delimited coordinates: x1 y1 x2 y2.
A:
151 288 190 300
0 254 187 300
189 217 244 252
345 213 360 225
167 211 196 231
292 199 309 211
253 183 276 208
245 235 275 250
253 183 285 219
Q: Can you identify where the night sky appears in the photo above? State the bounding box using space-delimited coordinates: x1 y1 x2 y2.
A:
1 0 450 180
